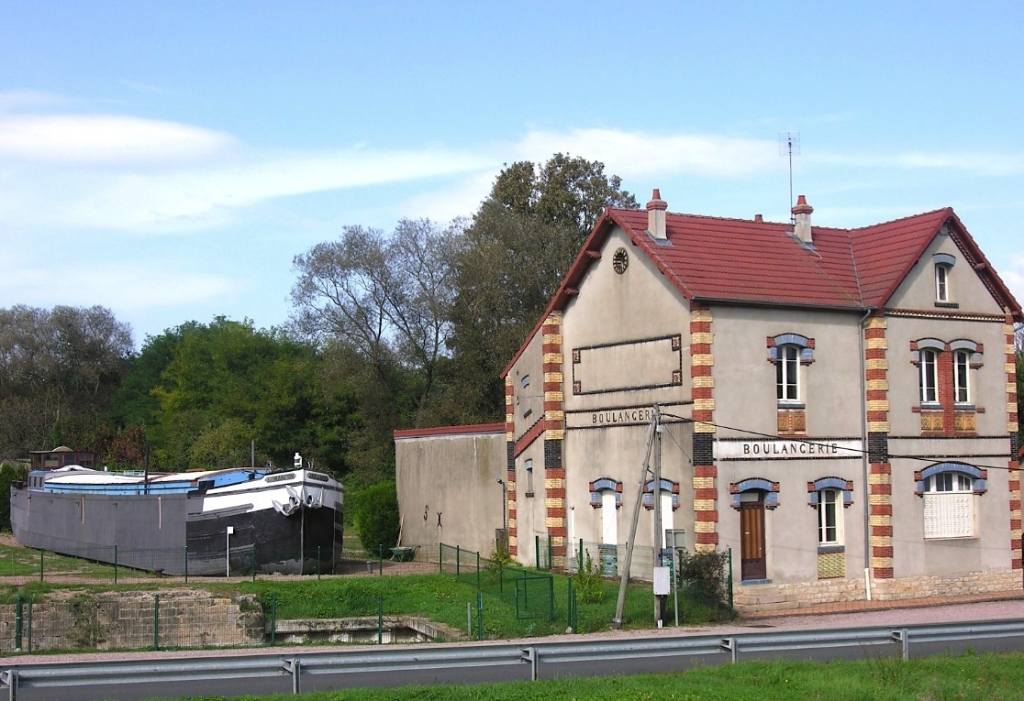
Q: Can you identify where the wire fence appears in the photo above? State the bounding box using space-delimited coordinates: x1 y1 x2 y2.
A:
438 543 554 621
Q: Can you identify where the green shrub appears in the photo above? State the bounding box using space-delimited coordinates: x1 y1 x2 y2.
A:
677 548 731 615
573 551 604 604
355 481 400 555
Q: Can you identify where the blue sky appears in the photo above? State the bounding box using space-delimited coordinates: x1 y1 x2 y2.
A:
2 1 1022 346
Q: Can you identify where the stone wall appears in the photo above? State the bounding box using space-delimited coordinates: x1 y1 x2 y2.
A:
734 569 1022 615
0 590 263 652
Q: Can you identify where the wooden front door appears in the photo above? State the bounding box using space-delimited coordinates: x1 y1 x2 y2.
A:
740 498 766 581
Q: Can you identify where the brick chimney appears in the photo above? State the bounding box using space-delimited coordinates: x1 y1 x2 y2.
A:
647 189 667 240
792 195 813 243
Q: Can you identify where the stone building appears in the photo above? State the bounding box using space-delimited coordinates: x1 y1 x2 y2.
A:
397 191 1022 609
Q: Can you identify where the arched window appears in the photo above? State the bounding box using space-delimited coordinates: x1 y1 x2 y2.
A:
917 462 985 539
768 334 814 407
777 345 800 402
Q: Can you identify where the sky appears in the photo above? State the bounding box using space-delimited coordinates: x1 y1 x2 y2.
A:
2 1 1023 347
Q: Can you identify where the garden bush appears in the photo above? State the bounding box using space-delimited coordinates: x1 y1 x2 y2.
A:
355 480 400 555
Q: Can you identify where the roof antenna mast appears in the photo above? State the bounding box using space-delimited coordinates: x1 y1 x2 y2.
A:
779 132 800 223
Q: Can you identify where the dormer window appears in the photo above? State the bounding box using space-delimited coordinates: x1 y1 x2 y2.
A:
933 253 956 304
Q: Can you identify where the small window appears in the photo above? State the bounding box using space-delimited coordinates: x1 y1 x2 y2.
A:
525 459 534 494
817 488 842 546
776 345 800 403
935 263 950 302
953 350 970 404
521 375 530 388
919 349 938 404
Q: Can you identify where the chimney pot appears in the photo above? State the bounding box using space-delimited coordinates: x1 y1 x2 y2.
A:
646 189 667 239
792 194 814 243
754 214 763 222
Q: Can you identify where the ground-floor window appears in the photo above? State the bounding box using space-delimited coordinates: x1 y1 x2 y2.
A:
923 472 975 538
817 488 842 546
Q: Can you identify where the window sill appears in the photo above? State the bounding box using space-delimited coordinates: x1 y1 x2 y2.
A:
817 545 845 555
777 402 806 409
525 492 534 499
934 301 960 309
923 535 978 542
740 579 772 586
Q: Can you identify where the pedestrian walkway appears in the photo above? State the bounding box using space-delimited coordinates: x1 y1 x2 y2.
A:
740 588 1024 620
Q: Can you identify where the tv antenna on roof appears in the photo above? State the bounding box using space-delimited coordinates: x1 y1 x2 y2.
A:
779 132 800 223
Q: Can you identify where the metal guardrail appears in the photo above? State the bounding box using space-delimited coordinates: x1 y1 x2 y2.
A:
2 618 1023 699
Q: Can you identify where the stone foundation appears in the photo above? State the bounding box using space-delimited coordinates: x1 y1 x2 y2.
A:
734 569 1022 615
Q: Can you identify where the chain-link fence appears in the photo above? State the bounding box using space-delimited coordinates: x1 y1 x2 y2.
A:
438 543 554 621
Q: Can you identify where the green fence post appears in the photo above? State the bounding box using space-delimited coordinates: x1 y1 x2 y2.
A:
39 549 44 583
270 594 277 646
498 560 503 598
535 535 539 569
184 546 189 584
252 544 257 582
317 546 322 580
476 551 481 591
438 543 443 573
377 594 383 645
14 594 22 650
113 544 118 584
476 593 483 641
727 547 734 617
378 545 384 576
456 546 460 577
26 598 32 653
153 594 160 650
548 535 553 570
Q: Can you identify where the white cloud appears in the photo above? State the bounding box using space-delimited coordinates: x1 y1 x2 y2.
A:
0 114 235 165
514 128 780 178
812 151 1024 177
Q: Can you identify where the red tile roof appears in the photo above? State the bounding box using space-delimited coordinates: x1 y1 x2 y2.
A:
504 202 1022 376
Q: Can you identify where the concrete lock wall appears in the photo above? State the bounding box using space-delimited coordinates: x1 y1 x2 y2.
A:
395 427 507 557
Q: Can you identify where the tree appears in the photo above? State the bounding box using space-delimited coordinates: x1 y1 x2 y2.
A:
0 305 134 457
135 318 332 472
290 218 459 429
447 154 638 421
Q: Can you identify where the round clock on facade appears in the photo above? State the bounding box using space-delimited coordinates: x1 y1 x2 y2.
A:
612 247 629 274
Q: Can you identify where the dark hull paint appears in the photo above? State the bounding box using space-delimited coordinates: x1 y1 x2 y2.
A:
9 487 343 576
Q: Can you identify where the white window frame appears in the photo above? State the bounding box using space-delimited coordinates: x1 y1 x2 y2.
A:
953 350 970 404
919 349 939 404
776 344 800 403
817 488 843 546
923 473 975 539
935 263 951 302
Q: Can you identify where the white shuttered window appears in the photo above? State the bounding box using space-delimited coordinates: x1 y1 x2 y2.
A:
923 473 974 539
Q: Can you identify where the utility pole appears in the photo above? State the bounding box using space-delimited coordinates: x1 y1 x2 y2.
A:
612 407 659 630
